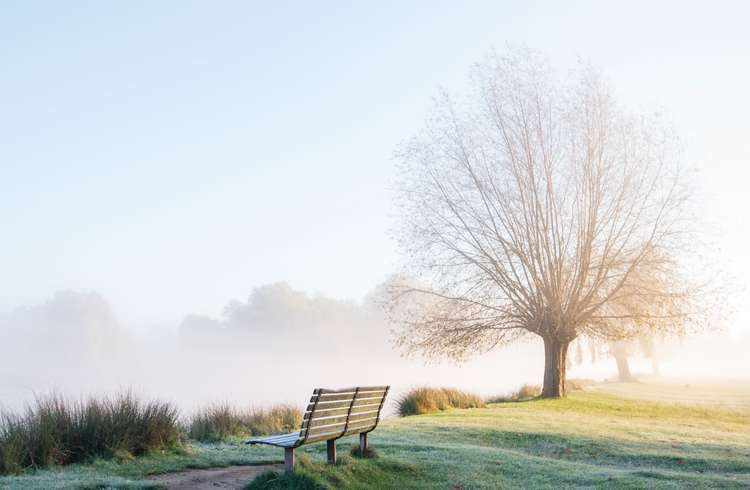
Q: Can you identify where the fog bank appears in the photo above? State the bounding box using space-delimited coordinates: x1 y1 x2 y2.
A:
1 285 746 414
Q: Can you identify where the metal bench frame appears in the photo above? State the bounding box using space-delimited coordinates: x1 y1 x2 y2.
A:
246 385 389 472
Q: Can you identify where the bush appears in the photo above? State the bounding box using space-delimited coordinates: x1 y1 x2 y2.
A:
189 404 302 442
0 392 181 475
397 387 485 416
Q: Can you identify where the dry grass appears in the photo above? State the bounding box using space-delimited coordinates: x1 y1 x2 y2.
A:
567 378 597 391
487 384 542 403
0 392 181 475
487 379 596 404
188 403 301 442
396 387 485 416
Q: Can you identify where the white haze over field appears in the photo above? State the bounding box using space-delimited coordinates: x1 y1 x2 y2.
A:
1 286 746 415
2 3 750 415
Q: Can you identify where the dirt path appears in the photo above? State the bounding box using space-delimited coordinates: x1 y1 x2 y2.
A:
146 464 281 490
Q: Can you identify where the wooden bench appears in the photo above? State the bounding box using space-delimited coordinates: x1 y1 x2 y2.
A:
246 386 389 472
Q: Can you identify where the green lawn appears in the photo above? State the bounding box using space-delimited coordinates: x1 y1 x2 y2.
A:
1 380 748 489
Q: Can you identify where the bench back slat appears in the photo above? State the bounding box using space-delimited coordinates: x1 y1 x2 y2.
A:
296 385 389 444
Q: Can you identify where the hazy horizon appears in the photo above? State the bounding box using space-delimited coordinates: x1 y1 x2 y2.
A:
3 1 750 335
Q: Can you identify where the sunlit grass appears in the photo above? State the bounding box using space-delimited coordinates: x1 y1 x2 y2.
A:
0 381 747 488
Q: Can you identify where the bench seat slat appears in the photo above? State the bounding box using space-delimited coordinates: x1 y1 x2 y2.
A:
247 432 300 448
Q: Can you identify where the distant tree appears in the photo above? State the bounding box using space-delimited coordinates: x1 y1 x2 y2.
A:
606 333 667 381
609 340 635 382
389 48 702 398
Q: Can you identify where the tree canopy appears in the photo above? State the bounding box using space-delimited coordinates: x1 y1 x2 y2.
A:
389 49 701 397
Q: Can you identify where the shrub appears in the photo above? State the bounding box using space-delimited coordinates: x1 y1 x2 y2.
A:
0 392 181 475
397 387 485 416
189 404 302 442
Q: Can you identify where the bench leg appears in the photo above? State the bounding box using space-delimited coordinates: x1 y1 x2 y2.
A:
327 439 336 464
284 448 295 472
359 433 368 453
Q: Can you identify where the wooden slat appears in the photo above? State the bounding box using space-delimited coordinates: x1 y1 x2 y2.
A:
343 421 377 436
316 389 386 399
312 390 385 401
315 393 385 406
318 386 387 394
302 432 341 444
252 432 297 442
303 425 345 440
304 403 381 419
249 433 300 447
310 393 356 403
302 415 378 438
306 410 379 429
305 396 385 413
301 411 379 429
304 423 346 438
303 422 376 442
264 434 299 443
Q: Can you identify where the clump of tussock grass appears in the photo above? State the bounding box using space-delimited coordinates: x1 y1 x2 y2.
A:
245 455 323 489
246 470 324 490
350 444 379 459
397 387 485 416
0 392 181 475
487 384 542 403
567 378 597 391
487 380 595 403
188 403 301 442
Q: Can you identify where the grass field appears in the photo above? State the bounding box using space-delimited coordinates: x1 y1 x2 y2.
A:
1 379 747 489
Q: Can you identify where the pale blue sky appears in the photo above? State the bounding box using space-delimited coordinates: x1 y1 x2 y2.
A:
2 1 749 331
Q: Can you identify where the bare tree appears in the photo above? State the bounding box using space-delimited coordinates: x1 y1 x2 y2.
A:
389 49 700 398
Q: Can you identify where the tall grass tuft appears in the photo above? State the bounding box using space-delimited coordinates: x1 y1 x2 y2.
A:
487 384 542 403
0 392 181 475
188 404 302 442
397 387 485 416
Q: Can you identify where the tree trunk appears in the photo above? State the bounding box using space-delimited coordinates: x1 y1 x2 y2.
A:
614 353 634 382
541 337 570 398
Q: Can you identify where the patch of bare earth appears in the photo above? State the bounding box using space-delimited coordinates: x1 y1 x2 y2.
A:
146 464 281 490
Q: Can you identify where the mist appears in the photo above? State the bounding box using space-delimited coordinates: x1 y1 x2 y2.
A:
1 284 746 415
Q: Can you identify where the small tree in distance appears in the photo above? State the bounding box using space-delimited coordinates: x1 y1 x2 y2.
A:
388 48 704 398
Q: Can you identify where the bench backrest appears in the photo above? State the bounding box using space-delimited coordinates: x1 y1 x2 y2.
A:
297 386 389 444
